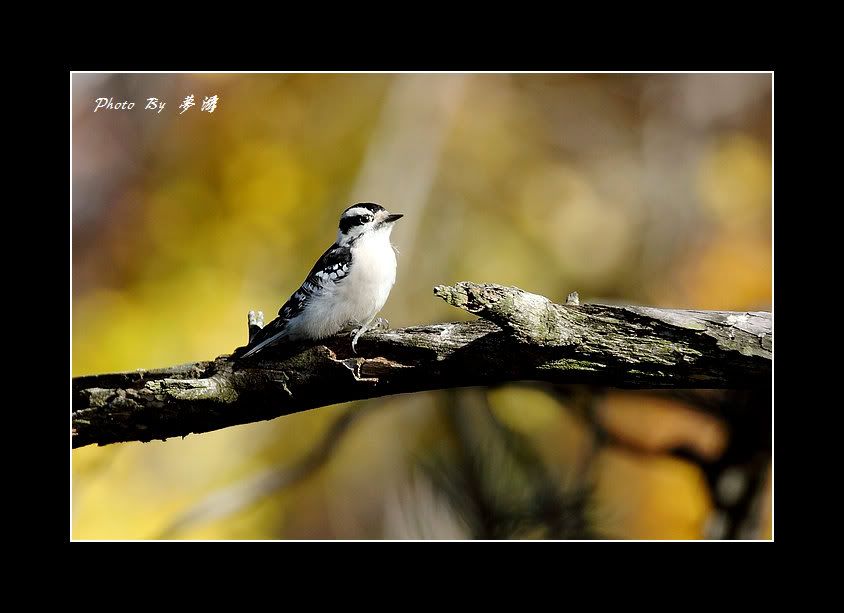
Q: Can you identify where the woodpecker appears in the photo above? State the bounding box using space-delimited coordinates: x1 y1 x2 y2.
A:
240 203 403 358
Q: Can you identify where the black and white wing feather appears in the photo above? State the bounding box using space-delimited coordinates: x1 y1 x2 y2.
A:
240 244 352 358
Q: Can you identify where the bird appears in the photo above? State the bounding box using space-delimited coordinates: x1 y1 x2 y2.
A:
240 203 403 358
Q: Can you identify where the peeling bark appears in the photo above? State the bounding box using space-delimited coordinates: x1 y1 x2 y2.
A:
72 282 771 448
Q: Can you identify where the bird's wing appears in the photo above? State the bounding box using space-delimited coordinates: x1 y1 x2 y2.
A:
240 244 353 358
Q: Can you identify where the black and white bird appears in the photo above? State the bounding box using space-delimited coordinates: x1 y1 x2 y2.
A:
240 203 403 358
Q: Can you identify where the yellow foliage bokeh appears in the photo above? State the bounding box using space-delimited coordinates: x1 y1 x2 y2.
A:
72 73 772 540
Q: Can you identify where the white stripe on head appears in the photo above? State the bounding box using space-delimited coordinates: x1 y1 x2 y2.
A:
342 206 372 219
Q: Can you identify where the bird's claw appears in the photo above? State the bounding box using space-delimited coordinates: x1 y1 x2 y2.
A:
349 318 387 354
351 327 366 354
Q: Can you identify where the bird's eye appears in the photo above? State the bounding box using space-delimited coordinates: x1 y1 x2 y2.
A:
339 213 376 234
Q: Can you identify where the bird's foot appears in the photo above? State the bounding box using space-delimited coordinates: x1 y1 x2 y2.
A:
351 326 366 354
347 323 361 338
349 317 389 353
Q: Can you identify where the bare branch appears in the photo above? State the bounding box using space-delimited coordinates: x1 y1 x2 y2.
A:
72 282 771 448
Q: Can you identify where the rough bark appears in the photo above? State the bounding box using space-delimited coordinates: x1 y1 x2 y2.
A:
72 282 771 448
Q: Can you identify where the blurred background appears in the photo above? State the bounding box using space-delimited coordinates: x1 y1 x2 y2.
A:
71 73 772 540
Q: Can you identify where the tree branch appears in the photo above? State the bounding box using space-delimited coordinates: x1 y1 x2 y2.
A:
72 282 771 448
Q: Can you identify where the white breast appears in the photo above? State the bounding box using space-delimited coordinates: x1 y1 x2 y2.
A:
343 229 397 319
286 228 397 340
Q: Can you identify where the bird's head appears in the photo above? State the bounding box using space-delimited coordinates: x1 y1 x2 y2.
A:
337 202 403 245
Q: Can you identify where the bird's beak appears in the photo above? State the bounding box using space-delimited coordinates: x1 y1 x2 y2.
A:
384 214 404 223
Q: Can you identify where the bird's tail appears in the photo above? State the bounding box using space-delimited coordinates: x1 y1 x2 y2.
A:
239 324 289 359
